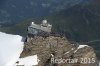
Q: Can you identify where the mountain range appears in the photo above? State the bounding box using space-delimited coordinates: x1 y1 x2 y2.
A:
0 0 93 26
0 0 100 59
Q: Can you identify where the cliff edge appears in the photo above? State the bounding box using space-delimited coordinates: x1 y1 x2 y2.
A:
20 35 99 66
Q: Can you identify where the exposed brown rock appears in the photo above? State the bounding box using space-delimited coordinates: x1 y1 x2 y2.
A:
20 36 99 66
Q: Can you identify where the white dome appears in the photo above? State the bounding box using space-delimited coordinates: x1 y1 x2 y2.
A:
42 20 47 24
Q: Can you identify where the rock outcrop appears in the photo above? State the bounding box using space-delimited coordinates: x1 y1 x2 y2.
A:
20 35 99 66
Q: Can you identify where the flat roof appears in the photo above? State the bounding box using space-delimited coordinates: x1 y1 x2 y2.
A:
29 24 51 32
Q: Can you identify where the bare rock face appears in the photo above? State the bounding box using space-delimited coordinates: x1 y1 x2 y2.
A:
20 36 99 66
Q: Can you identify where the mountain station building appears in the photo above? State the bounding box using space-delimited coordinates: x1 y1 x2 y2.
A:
28 20 52 36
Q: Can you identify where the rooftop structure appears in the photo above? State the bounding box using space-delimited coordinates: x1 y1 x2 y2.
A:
28 20 52 35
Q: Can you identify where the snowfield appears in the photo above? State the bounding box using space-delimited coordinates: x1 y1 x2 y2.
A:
74 45 88 53
14 55 39 66
0 32 38 66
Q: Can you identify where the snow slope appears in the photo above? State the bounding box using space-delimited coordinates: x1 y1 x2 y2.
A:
14 55 39 66
0 32 39 66
0 32 24 66
74 45 88 53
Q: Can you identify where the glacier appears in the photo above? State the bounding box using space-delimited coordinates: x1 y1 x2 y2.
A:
0 32 38 66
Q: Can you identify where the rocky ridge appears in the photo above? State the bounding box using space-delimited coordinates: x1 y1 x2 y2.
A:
20 35 99 66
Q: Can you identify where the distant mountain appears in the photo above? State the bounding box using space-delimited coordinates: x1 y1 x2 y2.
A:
1 0 99 41
0 0 91 26
47 0 100 42
1 0 100 59
0 0 99 41
46 0 100 59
